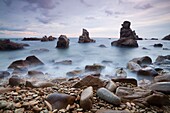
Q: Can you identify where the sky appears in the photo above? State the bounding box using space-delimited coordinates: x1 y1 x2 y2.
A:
0 0 170 38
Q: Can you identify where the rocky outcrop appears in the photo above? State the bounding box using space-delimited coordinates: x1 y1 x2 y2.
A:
41 35 48 42
0 39 25 50
162 34 170 40
22 36 56 41
78 29 95 43
8 55 44 69
111 21 139 47
46 93 75 110
22 37 41 41
56 35 69 48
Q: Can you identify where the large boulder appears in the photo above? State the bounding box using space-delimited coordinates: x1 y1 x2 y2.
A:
111 38 138 47
78 29 95 43
97 87 121 105
0 39 24 50
162 34 170 40
8 55 44 69
56 35 69 48
46 93 75 110
137 67 158 76
80 86 93 110
149 82 170 94
129 56 152 67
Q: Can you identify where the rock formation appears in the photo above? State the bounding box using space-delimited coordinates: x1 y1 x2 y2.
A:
111 21 139 47
56 35 69 48
162 34 170 40
78 29 95 43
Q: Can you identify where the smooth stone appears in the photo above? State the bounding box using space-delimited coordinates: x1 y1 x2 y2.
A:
26 80 54 88
80 86 93 110
14 108 25 113
115 87 134 97
154 73 170 82
127 61 141 71
149 82 170 94
106 80 117 92
0 87 14 94
0 101 8 109
97 87 121 105
137 67 158 76
9 75 25 86
28 70 44 76
130 56 152 67
96 109 131 113
46 93 75 110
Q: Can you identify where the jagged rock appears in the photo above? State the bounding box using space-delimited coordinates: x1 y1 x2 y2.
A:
46 93 75 110
80 86 93 110
56 35 69 48
137 67 158 76
154 73 170 82
0 71 10 78
0 39 24 50
149 82 170 94
154 43 163 47
162 34 170 40
26 80 54 88
41 35 48 42
85 64 105 72
8 55 44 69
9 75 25 86
97 87 121 105
78 29 95 43
73 75 105 89
106 80 117 92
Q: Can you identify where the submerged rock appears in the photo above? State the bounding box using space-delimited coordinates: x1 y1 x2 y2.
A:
80 86 93 110
97 87 121 105
85 64 105 72
28 70 44 76
127 61 141 72
154 43 163 47
22 37 41 41
111 38 138 47
78 29 95 43
30 48 49 53
54 60 72 65
0 39 24 50
66 70 83 76
56 35 69 48
46 93 75 110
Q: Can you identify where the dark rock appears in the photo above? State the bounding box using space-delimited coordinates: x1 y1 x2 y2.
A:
97 87 121 105
26 80 54 88
154 73 170 82
129 56 152 67
8 60 29 69
112 78 138 86
154 43 163 47
26 55 44 66
85 64 105 72
0 87 14 94
46 93 75 110
73 75 105 89
22 37 41 41
111 38 138 47
0 39 24 50
163 48 170 50
56 35 69 48
41 35 48 42
12 67 28 76
162 34 170 40
154 55 170 70
151 38 158 40
30 48 49 53
54 60 72 65
48 35 56 41
80 86 93 110
0 71 10 79
9 75 25 86
78 29 95 43
99 44 106 48
96 109 131 113
155 55 170 63
137 67 158 76
66 70 83 76
146 93 170 106
28 70 44 76
101 60 113 64
149 82 170 94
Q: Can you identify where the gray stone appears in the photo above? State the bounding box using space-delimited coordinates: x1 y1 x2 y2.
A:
97 87 121 105
149 82 170 94
127 61 141 71
106 80 117 92
154 73 170 82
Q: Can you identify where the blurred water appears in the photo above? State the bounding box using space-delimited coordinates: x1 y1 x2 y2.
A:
0 38 169 80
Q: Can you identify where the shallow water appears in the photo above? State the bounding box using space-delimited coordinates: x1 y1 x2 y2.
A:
0 38 170 80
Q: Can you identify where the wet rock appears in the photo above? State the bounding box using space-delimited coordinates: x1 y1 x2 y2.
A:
115 68 127 78
85 64 105 72
162 34 170 40
46 93 75 110
154 73 170 82
41 35 48 42
48 35 56 41
8 55 44 69
101 60 113 64
149 82 170 94
55 60 72 65
80 86 93 110
0 71 10 78
56 35 69 48
22 37 41 41
106 80 117 92
25 80 54 88
0 39 24 50
154 43 163 47
115 87 134 97
0 87 14 94
9 75 25 86
155 55 170 64
73 75 105 89
130 56 152 67
138 79 151 87
111 38 138 47
127 61 141 71
28 70 44 76
30 48 49 53
78 29 95 43
96 109 131 113
112 78 137 86
137 67 158 76
66 70 83 76
151 38 158 40
99 44 106 48
97 87 121 105
146 93 170 106
163 48 170 50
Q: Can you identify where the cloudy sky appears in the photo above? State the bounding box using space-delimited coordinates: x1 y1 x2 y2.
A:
0 0 170 38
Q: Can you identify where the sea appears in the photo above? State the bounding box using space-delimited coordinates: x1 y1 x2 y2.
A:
0 38 170 81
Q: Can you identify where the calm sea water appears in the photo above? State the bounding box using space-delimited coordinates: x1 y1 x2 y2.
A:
0 38 170 80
